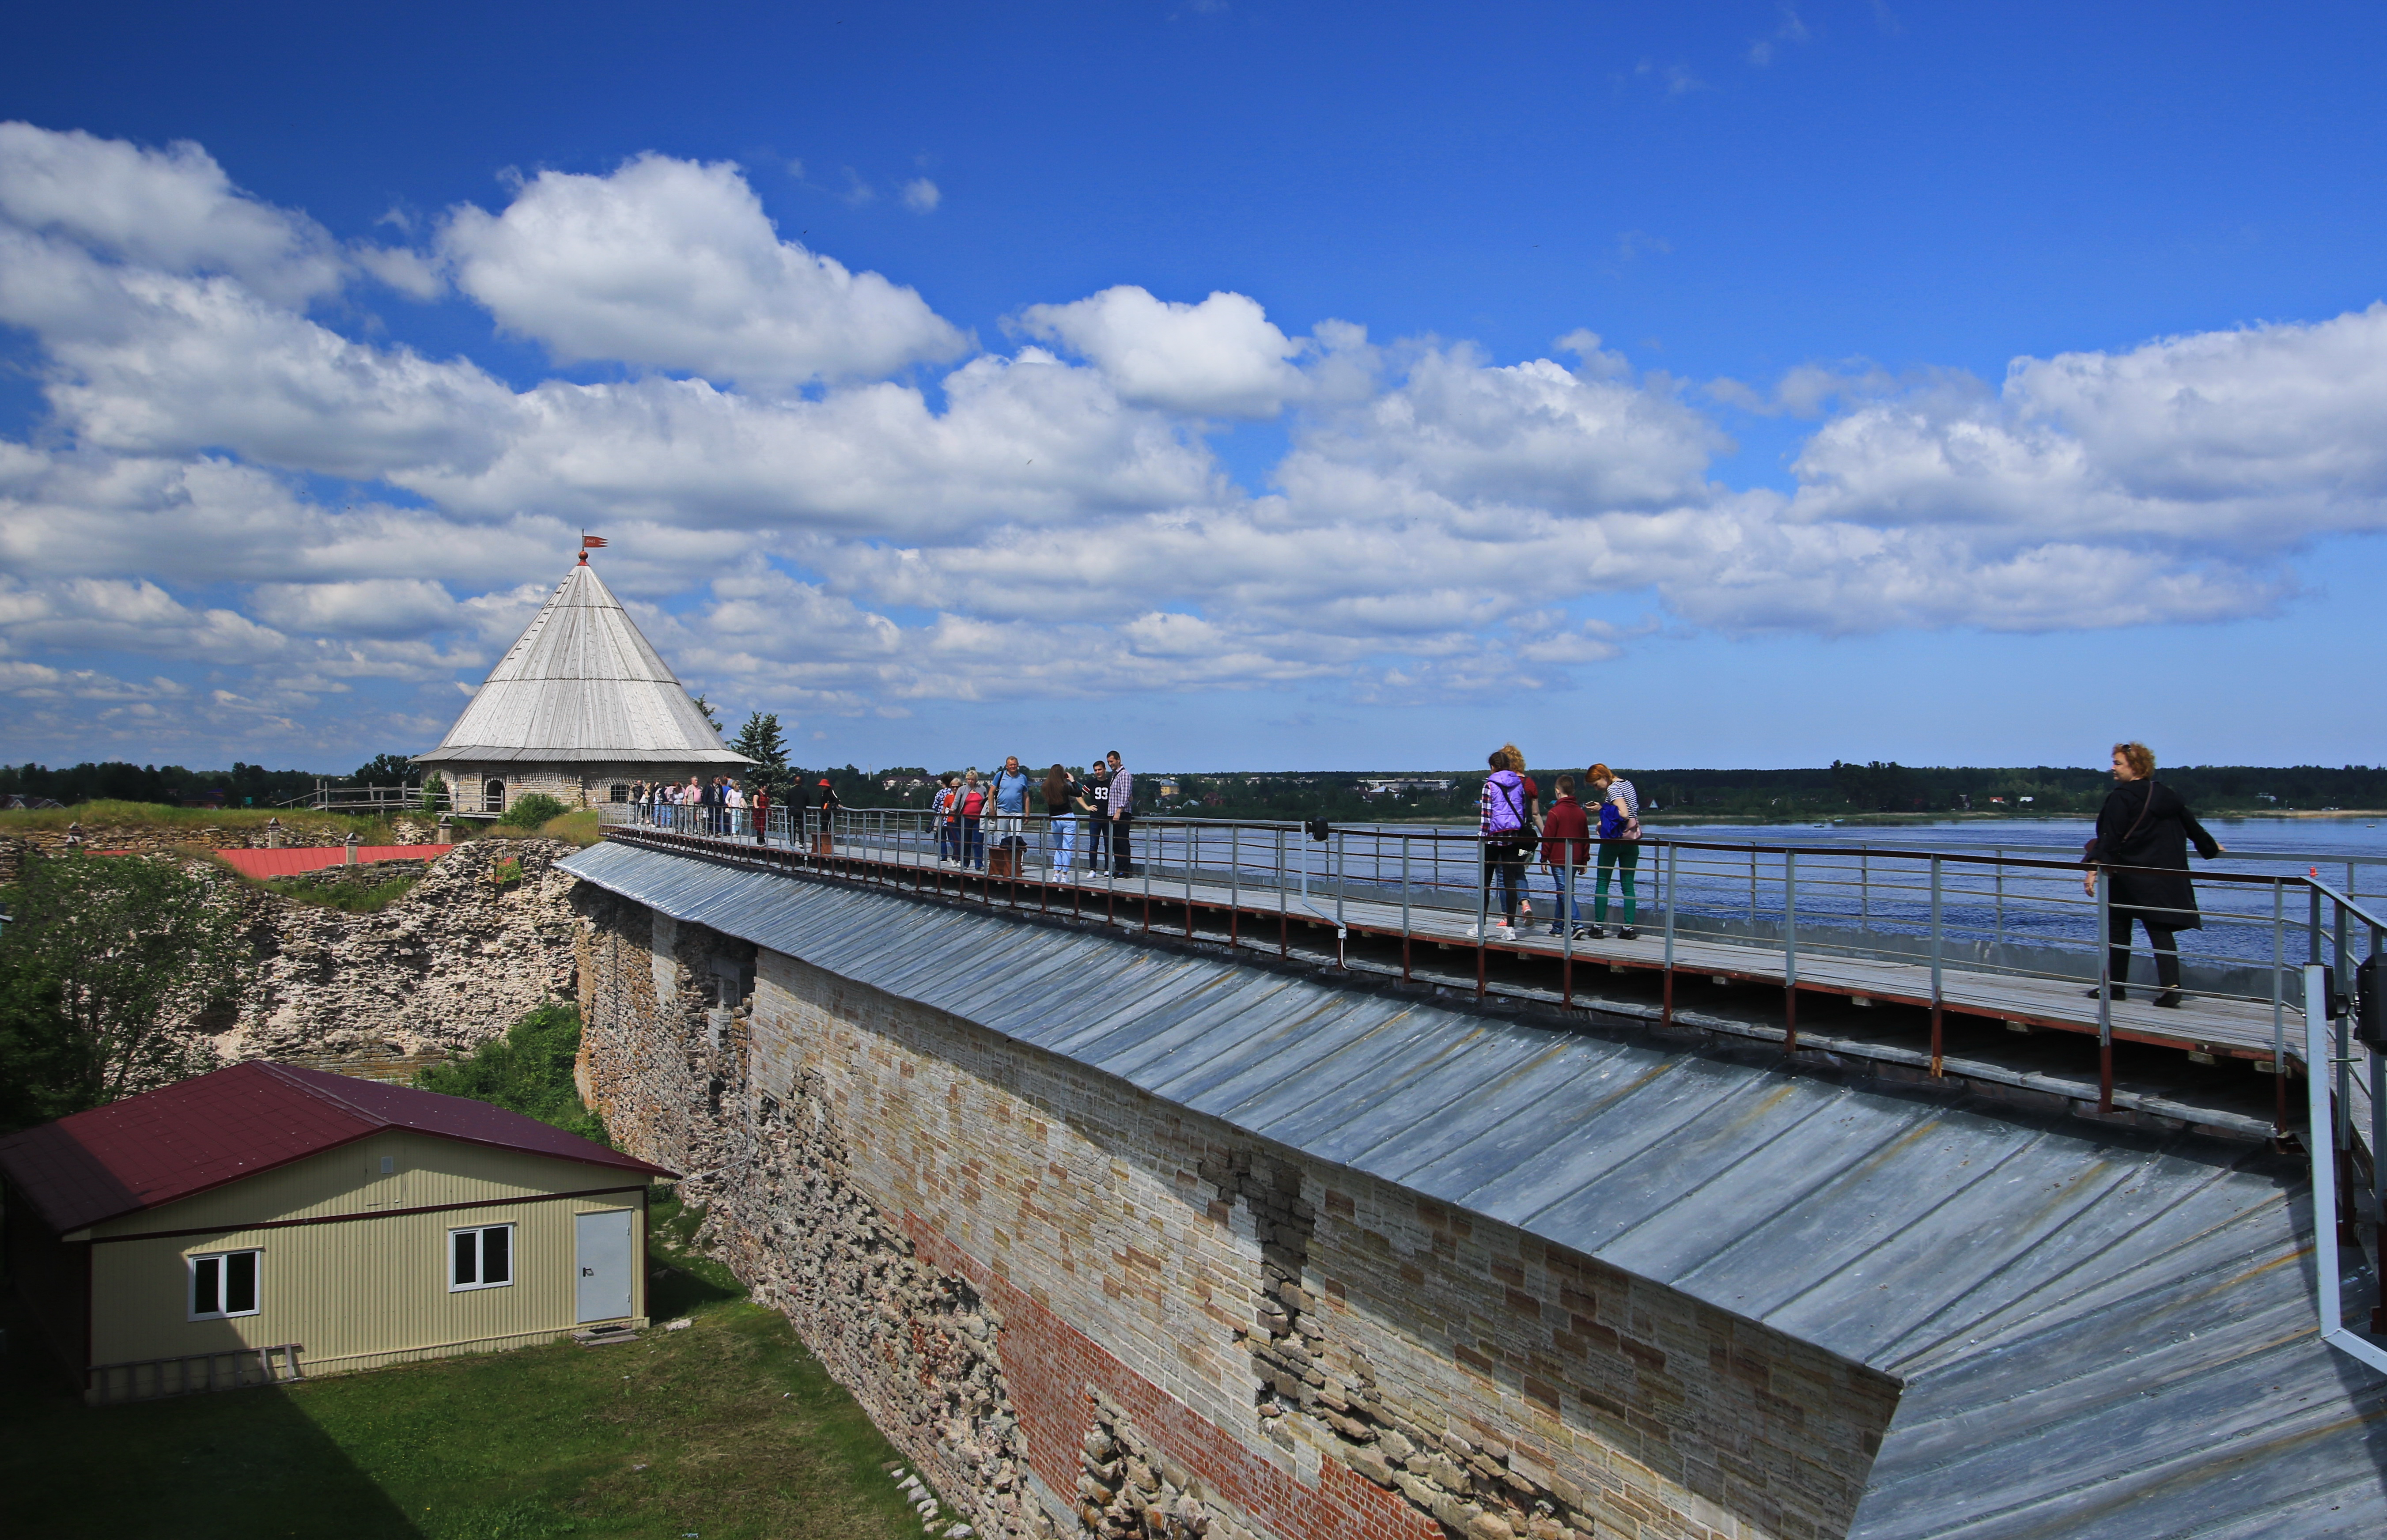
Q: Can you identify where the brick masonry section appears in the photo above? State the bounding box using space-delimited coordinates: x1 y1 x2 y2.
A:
574 889 1897 1540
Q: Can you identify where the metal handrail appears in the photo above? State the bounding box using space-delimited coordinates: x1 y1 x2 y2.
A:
597 800 2359 1021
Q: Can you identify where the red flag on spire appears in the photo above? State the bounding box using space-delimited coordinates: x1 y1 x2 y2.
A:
582 534 608 549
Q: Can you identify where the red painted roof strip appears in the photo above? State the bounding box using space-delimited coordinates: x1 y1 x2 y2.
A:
0 1061 672 1236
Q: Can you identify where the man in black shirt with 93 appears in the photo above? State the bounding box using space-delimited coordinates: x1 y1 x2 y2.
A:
1081 753 1112 878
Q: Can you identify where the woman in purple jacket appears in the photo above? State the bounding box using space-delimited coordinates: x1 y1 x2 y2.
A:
1479 749 1533 938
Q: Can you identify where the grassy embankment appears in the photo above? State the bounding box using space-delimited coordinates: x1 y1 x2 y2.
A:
0 1004 932 1540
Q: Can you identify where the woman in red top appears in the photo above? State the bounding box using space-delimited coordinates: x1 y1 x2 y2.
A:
957 769 987 870
1540 776 1591 937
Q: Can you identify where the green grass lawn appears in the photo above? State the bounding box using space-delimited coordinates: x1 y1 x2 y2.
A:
0 1197 938 1540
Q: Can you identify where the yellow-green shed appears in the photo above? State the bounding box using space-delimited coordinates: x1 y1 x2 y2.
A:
0 1061 674 1402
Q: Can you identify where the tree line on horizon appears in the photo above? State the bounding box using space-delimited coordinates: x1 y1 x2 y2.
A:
8 752 2383 822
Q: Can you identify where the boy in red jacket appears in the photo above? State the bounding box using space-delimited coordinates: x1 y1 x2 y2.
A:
1540 776 1592 938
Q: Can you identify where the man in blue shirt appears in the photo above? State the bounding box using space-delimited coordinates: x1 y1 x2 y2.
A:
989 756 1033 858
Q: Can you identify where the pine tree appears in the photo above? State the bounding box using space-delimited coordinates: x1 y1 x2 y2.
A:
690 692 723 732
732 711 789 778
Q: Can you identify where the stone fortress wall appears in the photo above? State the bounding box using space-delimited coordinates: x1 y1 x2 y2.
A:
572 885 1895 1540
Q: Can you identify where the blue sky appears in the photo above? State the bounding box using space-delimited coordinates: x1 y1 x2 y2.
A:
2 1 2383 772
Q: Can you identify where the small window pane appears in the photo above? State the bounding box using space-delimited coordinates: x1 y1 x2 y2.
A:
224 1252 257 1314
482 1226 511 1286
193 1256 220 1316
453 1229 478 1286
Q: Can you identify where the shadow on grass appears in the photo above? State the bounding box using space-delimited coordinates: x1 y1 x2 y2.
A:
4 1189 931 1540
647 1191 743 1320
0 1294 424 1540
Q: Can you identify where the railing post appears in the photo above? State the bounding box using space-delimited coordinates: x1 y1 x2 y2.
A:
2327 885 2351 1155
1229 824 1241 949
1400 835 1412 984
1187 823 1196 940
1860 847 1869 926
1476 835 1490 1003
1277 827 1287 958
2305 962 2350 1343
1929 855 1944 1078
2272 880 2288 1136
1560 854 1574 1010
1661 841 1677 1029
1783 851 1799 1053
1994 848 2005 946
2373 921 2385 1230
1333 829 1348 969
2097 873 2114 1115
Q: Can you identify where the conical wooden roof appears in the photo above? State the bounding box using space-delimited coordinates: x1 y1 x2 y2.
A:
417 561 749 765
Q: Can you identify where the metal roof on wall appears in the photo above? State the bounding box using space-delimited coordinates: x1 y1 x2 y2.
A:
418 561 749 765
563 840 2387 1539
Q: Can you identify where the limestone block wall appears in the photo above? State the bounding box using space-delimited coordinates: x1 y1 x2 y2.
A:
573 889 1897 1540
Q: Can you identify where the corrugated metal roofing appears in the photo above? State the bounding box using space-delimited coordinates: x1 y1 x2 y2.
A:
563 839 2387 1539
0 1061 673 1235
417 561 749 765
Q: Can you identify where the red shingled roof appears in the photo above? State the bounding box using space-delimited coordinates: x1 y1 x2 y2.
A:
0 1061 673 1236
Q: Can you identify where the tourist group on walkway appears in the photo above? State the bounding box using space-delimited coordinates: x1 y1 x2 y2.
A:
929 752 1135 879
620 735 2231 1012
625 772 834 841
624 752 1142 879
1477 744 1642 944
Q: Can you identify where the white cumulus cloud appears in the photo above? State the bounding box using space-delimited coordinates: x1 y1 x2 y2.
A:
437 153 968 387
0 121 344 305
1016 286 1307 418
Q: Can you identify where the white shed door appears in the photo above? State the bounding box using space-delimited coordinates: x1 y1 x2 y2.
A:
574 1209 634 1324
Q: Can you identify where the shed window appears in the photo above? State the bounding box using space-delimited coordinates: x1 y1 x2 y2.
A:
189 1250 261 1320
609 783 629 803
450 1224 514 1291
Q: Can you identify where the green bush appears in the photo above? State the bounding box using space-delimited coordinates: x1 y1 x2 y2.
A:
494 791 570 828
415 1002 607 1145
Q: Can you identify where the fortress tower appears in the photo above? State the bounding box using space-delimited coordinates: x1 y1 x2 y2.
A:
414 555 749 814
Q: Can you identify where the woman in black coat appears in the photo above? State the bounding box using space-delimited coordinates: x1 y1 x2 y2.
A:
2081 741 2225 1007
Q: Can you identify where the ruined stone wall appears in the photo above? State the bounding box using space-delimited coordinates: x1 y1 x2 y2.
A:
4 828 576 1071
217 839 581 1065
573 890 1898 1540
